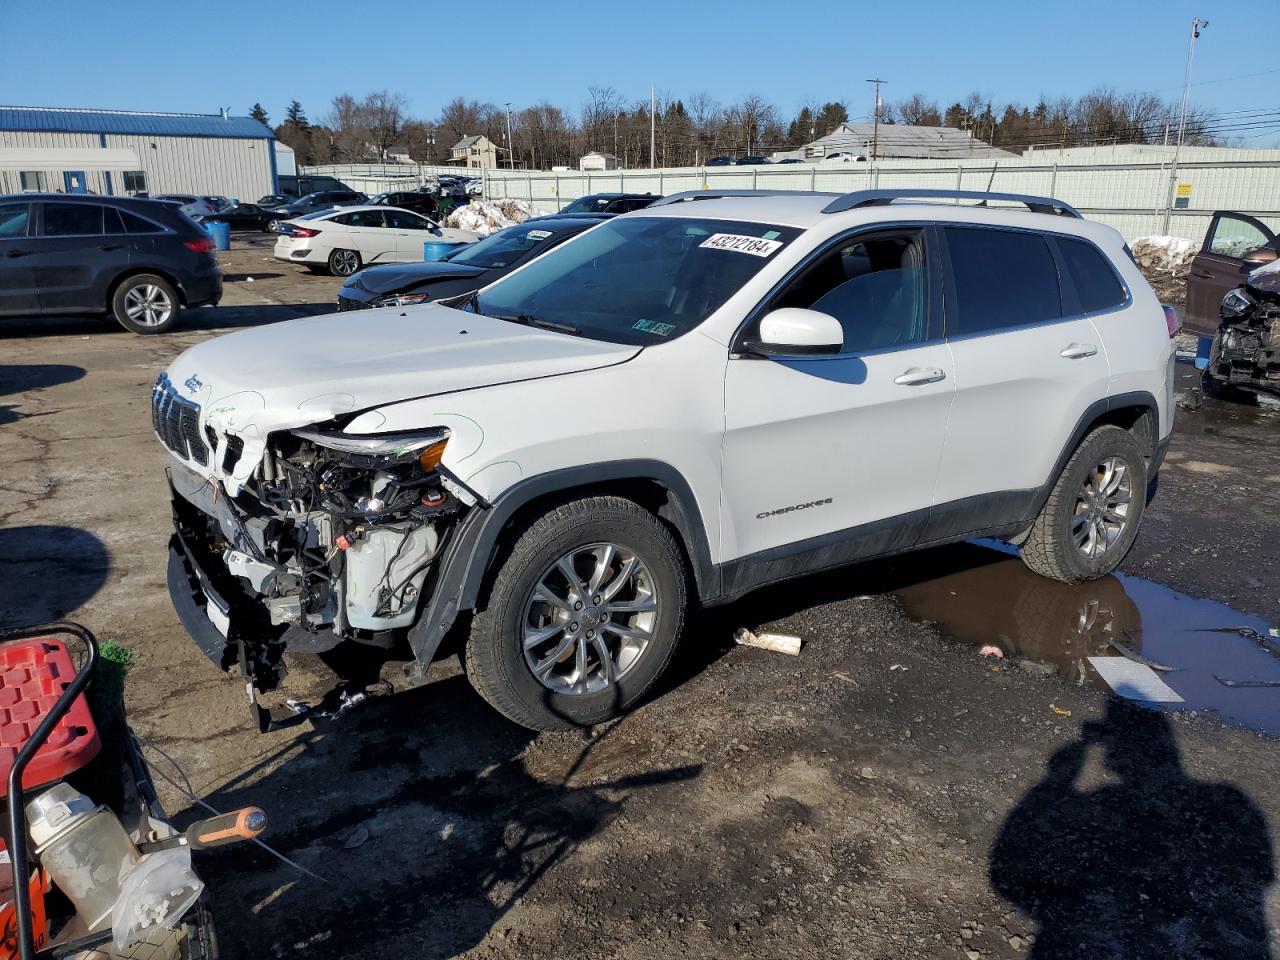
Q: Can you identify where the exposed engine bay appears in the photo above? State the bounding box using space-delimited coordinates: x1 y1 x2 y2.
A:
1207 276 1280 396
164 419 471 710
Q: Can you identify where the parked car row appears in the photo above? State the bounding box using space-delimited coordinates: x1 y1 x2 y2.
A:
273 205 479 276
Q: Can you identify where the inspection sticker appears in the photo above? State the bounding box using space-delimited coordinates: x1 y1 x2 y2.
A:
526 229 552 240
699 233 783 257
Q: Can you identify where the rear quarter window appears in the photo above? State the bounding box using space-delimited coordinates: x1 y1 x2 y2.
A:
945 227 1062 335
1056 237 1127 313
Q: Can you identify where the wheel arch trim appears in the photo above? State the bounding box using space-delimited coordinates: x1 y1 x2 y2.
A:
406 459 719 670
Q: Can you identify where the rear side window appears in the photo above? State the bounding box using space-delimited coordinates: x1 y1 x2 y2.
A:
43 203 104 236
945 227 1061 335
1056 238 1126 313
119 209 163 234
0 202 31 238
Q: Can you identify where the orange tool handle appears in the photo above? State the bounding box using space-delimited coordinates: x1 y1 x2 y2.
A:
186 807 267 850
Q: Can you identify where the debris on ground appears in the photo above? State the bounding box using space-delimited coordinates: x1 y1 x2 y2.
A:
1130 235 1196 304
978 645 1005 659
444 199 541 236
1049 703 1072 717
1106 634 1175 672
889 663 908 672
1088 657 1185 704
734 627 802 656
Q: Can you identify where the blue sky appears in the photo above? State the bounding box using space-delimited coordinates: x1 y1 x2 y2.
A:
4 0 1277 142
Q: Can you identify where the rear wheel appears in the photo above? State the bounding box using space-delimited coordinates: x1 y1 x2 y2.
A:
466 496 687 730
1020 425 1147 582
328 248 362 276
112 274 179 334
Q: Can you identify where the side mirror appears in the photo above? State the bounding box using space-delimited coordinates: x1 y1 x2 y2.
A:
1242 246 1278 267
749 308 843 356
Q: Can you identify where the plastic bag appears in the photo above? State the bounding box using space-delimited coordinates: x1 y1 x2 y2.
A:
111 847 204 952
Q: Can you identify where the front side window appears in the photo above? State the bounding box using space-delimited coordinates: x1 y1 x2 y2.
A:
765 230 928 353
42 203 104 237
383 210 429 230
476 216 800 345
1206 215 1273 259
946 227 1062 335
562 196 613 214
19 171 47 192
0 202 31 238
122 171 147 193
1057 237 1126 314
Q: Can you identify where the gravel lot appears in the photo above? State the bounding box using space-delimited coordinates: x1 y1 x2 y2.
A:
1 238 1277 959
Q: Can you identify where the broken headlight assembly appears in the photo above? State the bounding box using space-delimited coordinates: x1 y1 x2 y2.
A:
1221 286 1255 319
289 427 453 519
371 292 432 308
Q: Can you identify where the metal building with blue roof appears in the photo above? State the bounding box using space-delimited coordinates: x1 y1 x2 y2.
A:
0 105 278 199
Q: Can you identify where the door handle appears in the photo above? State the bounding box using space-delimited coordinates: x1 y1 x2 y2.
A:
1060 343 1098 359
98 243 124 252
1191 271 1214 279
894 366 947 386
4 249 28 258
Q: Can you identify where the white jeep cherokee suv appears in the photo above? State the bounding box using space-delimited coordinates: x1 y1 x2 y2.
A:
155 188 1177 731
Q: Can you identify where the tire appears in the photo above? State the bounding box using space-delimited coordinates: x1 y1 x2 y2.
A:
327 248 362 276
265 219 280 233
1020 425 1148 583
466 496 688 730
111 274 180 334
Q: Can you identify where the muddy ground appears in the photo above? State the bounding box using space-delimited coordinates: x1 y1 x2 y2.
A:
1 239 1278 959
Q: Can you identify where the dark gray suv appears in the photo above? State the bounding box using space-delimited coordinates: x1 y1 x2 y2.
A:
0 194 222 334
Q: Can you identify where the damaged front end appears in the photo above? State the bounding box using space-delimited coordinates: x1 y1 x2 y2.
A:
161 402 472 728
1205 282 1280 396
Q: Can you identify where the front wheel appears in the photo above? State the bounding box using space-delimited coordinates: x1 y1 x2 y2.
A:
112 274 179 334
1020 425 1147 582
466 496 688 730
328 248 362 276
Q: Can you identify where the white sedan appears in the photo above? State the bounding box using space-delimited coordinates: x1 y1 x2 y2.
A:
273 206 480 276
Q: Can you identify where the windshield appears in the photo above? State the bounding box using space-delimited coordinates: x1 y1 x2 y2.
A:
450 223 570 269
561 196 613 214
475 216 800 345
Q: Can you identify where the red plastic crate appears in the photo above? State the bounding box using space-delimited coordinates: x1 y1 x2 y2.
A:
0 638 100 796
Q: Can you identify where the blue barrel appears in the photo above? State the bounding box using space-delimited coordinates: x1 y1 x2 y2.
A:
1195 334 1213 370
205 220 231 251
423 241 455 261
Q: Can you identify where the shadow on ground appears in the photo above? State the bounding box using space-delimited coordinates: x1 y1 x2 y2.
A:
181 673 700 959
0 363 86 425
991 699 1275 959
0 525 110 625
0 302 333 339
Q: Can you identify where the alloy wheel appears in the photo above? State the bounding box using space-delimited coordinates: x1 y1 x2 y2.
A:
123 284 174 328
1071 456 1132 559
522 542 658 695
332 250 359 275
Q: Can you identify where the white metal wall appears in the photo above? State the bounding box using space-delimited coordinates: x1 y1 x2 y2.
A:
0 128 274 200
305 157 1280 245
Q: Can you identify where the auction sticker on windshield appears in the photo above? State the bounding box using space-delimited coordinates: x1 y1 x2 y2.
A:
699 233 783 257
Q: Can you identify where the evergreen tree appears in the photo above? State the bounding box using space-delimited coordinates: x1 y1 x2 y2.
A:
249 102 269 125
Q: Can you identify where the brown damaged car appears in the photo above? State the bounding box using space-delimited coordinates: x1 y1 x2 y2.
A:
1185 211 1280 397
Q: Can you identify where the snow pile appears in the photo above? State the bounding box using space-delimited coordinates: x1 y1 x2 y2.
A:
1130 235 1197 304
445 199 542 237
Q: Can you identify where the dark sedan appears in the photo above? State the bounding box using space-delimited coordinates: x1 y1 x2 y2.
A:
558 193 660 215
368 190 440 218
337 214 606 311
199 202 279 232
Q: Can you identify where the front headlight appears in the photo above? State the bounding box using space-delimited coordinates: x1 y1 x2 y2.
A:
372 292 432 308
1221 287 1254 319
292 427 449 467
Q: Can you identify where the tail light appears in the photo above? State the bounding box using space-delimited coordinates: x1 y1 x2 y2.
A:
1162 304 1181 338
282 226 319 238
184 237 216 254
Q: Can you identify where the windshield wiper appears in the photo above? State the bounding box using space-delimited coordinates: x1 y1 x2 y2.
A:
494 313 581 336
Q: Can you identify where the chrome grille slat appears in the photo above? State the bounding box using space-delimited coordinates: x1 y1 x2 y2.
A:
151 373 208 465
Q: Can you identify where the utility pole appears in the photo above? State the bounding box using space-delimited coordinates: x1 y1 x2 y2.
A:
650 85 656 169
1163 17 1208 233
866 78 886 160
505 102 514 171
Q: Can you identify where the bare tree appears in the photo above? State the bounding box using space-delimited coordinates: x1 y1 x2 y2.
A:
893 94 942 127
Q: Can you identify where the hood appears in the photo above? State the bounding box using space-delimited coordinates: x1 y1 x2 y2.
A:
347 260 487 295
165 305 639 494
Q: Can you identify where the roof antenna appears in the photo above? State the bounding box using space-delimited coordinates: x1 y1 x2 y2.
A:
220 106 229 120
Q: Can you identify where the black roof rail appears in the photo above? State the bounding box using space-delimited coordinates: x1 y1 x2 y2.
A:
820 189 1082 218
649 189 839 207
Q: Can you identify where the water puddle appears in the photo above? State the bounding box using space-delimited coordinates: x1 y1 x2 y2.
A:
881 542 1280 737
